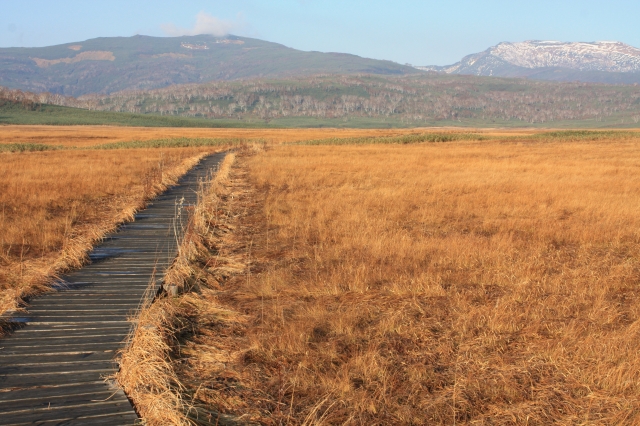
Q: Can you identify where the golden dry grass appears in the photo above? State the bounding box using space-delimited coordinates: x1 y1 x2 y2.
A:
6 124 640 423
116 294 190 426
174 136 640 424
0 125 536 147
0 146 225 315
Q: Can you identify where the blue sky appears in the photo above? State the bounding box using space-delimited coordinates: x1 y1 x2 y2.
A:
1 0 639 65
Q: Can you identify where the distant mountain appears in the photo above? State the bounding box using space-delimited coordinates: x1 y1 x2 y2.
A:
418 41 640 84
0 35 418 96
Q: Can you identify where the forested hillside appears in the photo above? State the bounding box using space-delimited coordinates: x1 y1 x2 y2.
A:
3 74 640 127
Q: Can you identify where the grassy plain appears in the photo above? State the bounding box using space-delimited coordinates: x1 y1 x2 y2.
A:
0 126 476 316
170 133 640 424
0 125 529 148
5 125 640 424
0 125 468 315
0 102 253 128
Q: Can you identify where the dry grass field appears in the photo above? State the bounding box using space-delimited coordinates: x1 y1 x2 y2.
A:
5 124 640 424
168 135 640 424
0 125 533 147
0 144 229 315
0 125 481 316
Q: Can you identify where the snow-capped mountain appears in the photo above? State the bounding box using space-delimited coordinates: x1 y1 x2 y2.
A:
419 41 640 84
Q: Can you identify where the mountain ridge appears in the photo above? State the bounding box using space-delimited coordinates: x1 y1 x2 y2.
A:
0 35 419 96
418 40 640 84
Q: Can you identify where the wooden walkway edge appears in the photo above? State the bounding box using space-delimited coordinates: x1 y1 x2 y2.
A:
0 152 227 425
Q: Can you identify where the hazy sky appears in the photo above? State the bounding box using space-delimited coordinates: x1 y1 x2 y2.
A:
2 0 640 65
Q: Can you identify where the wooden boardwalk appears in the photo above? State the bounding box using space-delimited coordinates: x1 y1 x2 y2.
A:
0 152 227 425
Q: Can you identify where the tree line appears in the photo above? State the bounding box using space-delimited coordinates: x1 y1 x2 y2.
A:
3 74 640 125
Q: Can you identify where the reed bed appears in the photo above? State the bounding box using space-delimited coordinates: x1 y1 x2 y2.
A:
0 125 530 148
92 138 249 150
299 132 487 145
0 138 246 152
171 137 640 424
529 129 640 141
297 130 640 147
0 143 61 153
6 126 640 423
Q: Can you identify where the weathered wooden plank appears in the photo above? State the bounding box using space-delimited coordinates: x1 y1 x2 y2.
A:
0 342 120 355
52 279 157 284
0 366 118 388
7 316 131 324
25 304 143 311
12 330 131 340
7 338 128 347
43 287 146 295
0 397 135 424
29 295 146 301
18 412 141 426
0 334 127 349
12 324 130 333
24 304 137 315
0 369 118 388
0 382 113 401
51 284 154 291
0 389 117 412
0 359 117 373
0 354 116 366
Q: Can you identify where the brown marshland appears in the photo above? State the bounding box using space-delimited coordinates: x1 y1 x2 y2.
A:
0 126 421 314
3 126 640 424
0 125 534 147
166 135 640 424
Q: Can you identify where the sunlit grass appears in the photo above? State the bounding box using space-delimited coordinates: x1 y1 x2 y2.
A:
180 137 640 424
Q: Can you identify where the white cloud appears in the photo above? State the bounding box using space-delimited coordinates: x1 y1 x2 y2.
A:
161 12 241 37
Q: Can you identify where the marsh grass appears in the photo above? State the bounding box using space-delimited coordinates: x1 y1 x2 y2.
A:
0 125 435 148
297 129 640 147
530 129 640 141
0 138 248 152
0 143 62 152
0 124 439 318
170 138 640 424
298 132 487 145
92 138 253 150
7 125 640 423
